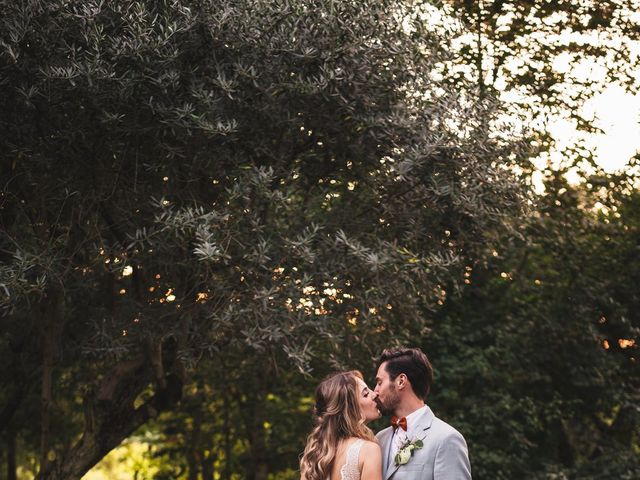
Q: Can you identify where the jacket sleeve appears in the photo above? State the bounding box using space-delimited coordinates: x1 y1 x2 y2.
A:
433 430 471 480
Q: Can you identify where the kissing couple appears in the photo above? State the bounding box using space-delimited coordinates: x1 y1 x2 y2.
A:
300 347 472 480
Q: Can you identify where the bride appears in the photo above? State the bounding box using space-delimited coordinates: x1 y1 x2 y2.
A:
300 370 382 480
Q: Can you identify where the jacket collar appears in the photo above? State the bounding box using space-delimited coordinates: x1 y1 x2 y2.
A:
383 405 435 480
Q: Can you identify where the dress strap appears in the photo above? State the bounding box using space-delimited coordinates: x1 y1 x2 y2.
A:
340 438 364 480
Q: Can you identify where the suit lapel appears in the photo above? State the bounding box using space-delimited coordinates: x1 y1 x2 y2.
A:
385 456 400 480
383 406 436 480
381 428 399 480
379 428 394 473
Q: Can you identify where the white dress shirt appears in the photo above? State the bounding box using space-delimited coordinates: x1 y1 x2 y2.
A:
390 404 429 460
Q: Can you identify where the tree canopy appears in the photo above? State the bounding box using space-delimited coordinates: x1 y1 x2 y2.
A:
0 1 527 478
1 1 638 479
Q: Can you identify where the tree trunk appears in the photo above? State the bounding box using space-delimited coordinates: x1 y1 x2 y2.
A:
244 375 269 480
201 452 215 480
7 427 17 480
611 403 636 446
35 338 184 480
186 406 202 480
0 319 34 436
40 343 53 472
475 0 486 98
222 374 232 480
0 385 26 438
39 287 65 473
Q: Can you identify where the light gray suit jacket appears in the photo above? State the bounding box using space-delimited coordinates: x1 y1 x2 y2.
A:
376 406 471 480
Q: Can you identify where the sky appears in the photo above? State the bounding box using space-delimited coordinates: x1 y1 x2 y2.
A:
550 85 640 173
419 2 640 183
526 85 640 193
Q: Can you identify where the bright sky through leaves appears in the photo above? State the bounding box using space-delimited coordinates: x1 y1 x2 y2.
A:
524 36 640 189
564 85 640 172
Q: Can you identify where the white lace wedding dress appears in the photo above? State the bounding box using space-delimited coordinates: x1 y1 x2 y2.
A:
339 439 364 480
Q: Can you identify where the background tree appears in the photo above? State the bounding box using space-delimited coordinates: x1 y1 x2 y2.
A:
440 0 640 172
419 5 640 475
427 163 640 479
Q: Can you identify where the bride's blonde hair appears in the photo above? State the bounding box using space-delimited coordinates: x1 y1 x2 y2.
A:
300 370 375 480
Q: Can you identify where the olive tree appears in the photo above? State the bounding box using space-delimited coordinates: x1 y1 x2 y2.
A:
0 1 527 478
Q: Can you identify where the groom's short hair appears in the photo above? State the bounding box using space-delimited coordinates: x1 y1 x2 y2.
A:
379 347 433 399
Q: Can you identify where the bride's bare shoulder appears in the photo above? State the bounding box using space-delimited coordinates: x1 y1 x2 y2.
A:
361 439 381 454
359 440 382 479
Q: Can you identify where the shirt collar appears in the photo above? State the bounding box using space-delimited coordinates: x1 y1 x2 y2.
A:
404 404 428 436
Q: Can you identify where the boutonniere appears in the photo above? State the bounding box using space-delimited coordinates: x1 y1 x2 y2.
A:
394 436 424 466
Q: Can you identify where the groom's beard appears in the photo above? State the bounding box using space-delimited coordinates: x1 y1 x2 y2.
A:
377 386 400 416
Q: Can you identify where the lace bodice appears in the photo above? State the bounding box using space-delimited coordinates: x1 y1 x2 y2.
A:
339 439 364 480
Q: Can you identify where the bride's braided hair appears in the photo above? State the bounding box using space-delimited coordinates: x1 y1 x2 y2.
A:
300 371 375 480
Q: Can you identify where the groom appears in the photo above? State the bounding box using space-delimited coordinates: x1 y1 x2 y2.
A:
374 347 472 479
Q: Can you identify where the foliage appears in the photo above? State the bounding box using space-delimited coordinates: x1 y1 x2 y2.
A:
442 0 640 104
3 1 636 479
426 165 640 479
439 0 640 171
0 0 525 478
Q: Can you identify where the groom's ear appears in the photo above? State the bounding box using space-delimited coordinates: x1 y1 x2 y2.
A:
397 373 408 390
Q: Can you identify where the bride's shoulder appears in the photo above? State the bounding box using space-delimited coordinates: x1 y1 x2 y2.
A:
358 439 382 478
359 439 381 455
344 437 380 455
